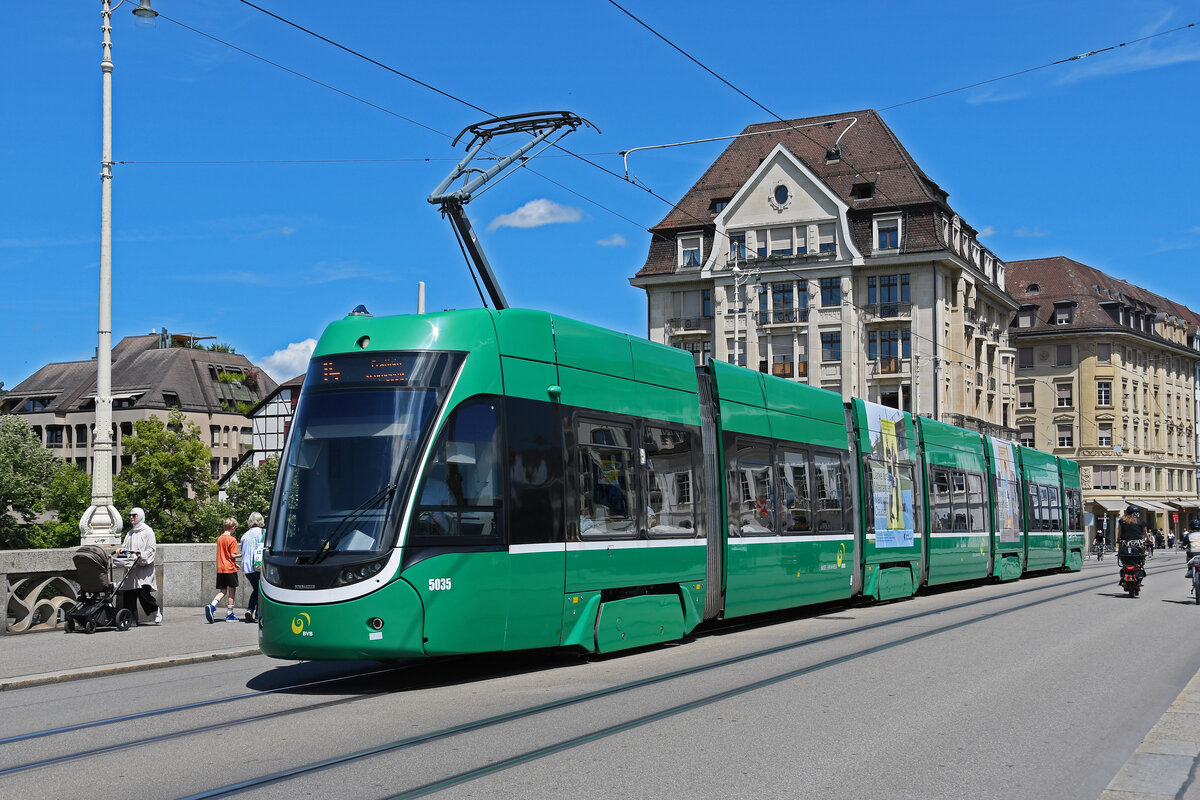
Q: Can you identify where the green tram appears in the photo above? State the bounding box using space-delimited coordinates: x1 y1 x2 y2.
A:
258 308 1084 661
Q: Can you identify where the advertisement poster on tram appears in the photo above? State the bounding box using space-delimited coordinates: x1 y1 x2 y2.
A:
989 437 1022 543
864 402 915 548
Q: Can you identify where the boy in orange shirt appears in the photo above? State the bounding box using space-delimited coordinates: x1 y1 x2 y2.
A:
205 518 242 623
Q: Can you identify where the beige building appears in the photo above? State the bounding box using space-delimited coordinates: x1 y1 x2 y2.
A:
630 110 1017 436
1 330 278 484
1007 257 1200 540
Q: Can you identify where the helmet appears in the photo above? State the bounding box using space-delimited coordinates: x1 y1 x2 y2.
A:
1124 505 1140 517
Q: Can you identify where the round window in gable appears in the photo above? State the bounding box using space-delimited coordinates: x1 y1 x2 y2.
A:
774 185 789 205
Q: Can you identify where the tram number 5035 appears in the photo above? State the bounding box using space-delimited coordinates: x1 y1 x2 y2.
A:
428 578 452 591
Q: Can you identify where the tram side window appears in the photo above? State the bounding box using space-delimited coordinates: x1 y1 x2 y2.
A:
644 426 698 538
778 448 812 534
1045 486 1061 532
951 472 969 531
966 473 986 531
813 453 845 532
730 440 773 536
413 398 502 541
1028 483 1043 531
578 420 636 538
931 470 953 532
507 397 564 545
1066 488 1083 532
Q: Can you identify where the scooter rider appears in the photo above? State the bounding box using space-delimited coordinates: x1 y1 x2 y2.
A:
1184 519 1200 578
1118 505 1146 545
1117 505 1148 588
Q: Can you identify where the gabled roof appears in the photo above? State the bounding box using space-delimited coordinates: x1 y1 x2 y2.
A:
636 110 979 277
1007 256 1200 342
651 109 948 233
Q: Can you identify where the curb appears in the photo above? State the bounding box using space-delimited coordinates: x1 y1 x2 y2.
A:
0 646 262 692
1099 670 1200 799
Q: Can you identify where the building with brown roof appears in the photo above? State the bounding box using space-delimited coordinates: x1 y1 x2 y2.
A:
1 329 278 484
631 110 1017 436
1007 257 1200 540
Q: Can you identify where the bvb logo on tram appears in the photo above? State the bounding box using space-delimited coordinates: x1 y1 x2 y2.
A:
291 612 313 636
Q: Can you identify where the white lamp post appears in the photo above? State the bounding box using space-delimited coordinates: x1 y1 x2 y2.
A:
80 0 158 547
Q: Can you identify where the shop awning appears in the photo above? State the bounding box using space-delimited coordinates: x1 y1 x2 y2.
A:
1135 500 1169 512
1091 498 1127 512
1167 501 1199 510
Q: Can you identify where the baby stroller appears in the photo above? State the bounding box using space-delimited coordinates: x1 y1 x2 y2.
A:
64 545 136 634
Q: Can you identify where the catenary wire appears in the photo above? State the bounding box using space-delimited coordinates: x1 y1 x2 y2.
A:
155 7 1195 457
155 11 647 235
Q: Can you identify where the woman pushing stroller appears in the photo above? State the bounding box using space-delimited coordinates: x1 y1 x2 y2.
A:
118 507 161 626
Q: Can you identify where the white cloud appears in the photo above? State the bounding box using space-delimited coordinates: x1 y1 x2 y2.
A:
487 199 583 231
1014 226 1050 238
596 234 627 247
256 226 295 239
256 339 316 382
966 88 1028 105
977 225 996 238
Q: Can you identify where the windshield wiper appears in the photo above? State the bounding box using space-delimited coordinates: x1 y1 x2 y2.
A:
310 483 397 564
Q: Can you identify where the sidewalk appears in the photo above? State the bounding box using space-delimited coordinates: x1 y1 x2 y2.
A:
0 605 261 691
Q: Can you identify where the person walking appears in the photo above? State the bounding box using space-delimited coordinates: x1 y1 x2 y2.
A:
118 507 161 626
240 512 265 623
204 518 241 623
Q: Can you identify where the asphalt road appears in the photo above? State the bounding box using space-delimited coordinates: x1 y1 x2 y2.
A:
3 551 1198 800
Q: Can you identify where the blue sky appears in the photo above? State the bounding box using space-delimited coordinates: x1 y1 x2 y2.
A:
3 1 1198 387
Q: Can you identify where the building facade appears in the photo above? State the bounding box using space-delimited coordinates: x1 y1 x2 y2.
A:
1007 257 1200 540
0 329 278 484
630 110 1017 436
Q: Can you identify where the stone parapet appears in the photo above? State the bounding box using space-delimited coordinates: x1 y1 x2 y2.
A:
2 543 219 634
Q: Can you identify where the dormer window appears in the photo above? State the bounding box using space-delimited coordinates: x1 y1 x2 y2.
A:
1017 304 1039 328
873 215 901 251
1026 283 1040 294
679 235 702 267
851 182 875 200
1053 301 1075 325
709 198 730 214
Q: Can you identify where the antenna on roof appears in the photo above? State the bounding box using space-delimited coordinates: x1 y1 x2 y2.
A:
427 111 596 311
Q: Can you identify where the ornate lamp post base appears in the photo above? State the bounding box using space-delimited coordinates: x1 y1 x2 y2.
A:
80 503 123 547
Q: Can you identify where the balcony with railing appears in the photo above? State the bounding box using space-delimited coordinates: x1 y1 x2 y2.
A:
756 308 809 326
725 248 838 270
869 357 910 376
665 316 714 336
862 301 913 321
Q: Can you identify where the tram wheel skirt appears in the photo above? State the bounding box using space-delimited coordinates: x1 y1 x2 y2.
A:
594 594 686 653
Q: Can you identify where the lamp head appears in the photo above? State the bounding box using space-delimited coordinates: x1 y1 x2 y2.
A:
132 0 158 21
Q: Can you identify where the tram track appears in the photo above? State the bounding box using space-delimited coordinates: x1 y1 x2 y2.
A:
1 561 1169 791
178 565 1151 800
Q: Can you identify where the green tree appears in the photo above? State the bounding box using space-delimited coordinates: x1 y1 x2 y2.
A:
226 455 279 529
113 410 216 543
0 415 59 549
35 461 95 549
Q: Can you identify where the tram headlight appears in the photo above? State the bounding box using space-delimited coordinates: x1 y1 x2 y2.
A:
332 556 389 587
262 563 281 585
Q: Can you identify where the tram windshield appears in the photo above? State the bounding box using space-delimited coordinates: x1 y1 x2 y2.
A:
270 352 460 557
